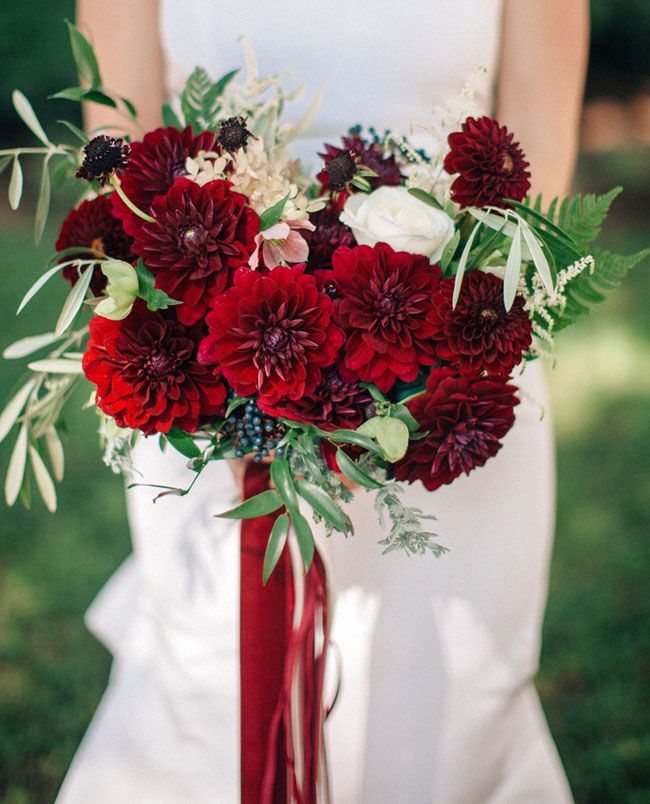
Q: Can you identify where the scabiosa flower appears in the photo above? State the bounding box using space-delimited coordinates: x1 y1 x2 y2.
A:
331 242 440 393
55 195 134 295
216 116 253 152
75 135 130 186
317 133 404 194
259 367 372 431
428 271 532 377
304 207 355 273
198 265 344 405
111 126 217 223
128 177 259 325
82 302 227 435
443 117 531 208
393 368 518 490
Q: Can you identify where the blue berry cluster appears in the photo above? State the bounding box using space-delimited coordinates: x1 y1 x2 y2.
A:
223 398 286 461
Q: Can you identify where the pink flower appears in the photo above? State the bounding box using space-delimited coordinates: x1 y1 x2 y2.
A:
249 219 315 269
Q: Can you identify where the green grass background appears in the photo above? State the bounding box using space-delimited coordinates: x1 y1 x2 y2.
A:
1 3 650 802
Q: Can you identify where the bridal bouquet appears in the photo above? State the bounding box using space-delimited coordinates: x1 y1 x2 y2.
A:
1 25 646 579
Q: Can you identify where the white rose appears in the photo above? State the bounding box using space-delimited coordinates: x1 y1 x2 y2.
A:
340 186 455 262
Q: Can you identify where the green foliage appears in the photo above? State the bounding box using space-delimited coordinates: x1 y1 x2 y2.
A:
135 260 181 311
550 187 622 249
179 67 239 131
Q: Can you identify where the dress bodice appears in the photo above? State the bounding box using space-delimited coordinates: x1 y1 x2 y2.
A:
160 0 504 165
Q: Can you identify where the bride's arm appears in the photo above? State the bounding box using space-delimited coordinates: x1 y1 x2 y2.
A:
76 0 164 135
497 0 590 199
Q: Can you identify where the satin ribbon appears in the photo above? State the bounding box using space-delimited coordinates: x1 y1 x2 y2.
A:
240 462 330 804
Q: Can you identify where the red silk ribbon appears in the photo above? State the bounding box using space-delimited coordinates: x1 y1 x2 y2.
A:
240 462 330 804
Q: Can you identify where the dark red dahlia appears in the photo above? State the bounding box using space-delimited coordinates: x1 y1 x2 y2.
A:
331 242 440 393
428 271 532 377
443 117 531 208
111 126 217 224
55 195 134 296
198 265 344 405
317 133 404 194
82 302 226 436
128 177 259 326
394 367 518 490
259 367 372 431
304 207 356 274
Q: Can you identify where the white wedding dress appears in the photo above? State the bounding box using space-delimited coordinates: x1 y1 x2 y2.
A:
57 2 573 802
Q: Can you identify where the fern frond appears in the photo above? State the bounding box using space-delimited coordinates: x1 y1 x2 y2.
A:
552 187 622 249
179 67 238 131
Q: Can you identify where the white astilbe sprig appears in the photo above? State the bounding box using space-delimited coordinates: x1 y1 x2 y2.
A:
518 255 596 357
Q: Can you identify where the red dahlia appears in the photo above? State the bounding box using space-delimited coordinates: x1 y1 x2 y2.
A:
259 367 372 431
318 133 404 194
394 367 518 490
198 265 344 405
83 302 226 436
55 195 134 295
111 126 217 223
331 242 440 393
428 271 532 377
304 207 356 274
128 177 259 326
443 117 531 208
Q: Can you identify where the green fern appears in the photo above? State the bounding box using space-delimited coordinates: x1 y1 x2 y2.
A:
552 246 650 332
552 187 622 249
179 67 239 131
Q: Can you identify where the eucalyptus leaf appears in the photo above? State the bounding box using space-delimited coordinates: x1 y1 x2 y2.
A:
5 425 28 506
44 428 65 482
0 155 12 175
295 479 348 532
12 90 50 145
57 119 89 144
391 404 420 432
520 222 554 294
17 262 73 314
55 265 94 334
320 428 384 456
27 359 84 374
8 157 23 210
291 510 315 570
65 19 102 87
3 332 64 360
440 229 460 273
263 513 289 583
34 156 51 244
335 449 384 489
503 222 522 310
216 489 283 519
452 219 481 307
0 380 36 445
29 445 57 512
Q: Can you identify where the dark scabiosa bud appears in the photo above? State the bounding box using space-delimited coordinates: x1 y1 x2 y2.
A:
216 116 253 152
75 135 130 186
325 151 357 192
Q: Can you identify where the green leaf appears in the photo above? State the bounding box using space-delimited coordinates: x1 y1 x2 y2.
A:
180 67 238 131
51 87 117 108
120 96 137 119
12 90 50 145
358 416 409 462
57 119 89 144
453 219 481 306
550 187 622 249
55 264 94 335
335 449 384 489
321 428 384 457
225 395 250 419
135 260 182 311
263 514 290 583
8 157 23 210
166 426 201 459
0 155 12 175
34 156 51 245
503 222 522 310
216 489 283 519
504 197 577 244
270 459 299 512
440 229 460 273
162 101 183 129
65 19 102 88
408 187 443 210
29 444 57 513
391 404 420 432
210 68 239 99
3 332 63 360
5 424 29 506
296 479 348 532
291 510 315 570
0 380 36 445
259 193 290 231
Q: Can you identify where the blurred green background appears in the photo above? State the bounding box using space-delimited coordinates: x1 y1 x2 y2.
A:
0 2 649 802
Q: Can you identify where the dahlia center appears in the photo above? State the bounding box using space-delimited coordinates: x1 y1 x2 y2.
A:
90 237 106 259
480 307 499 324
263 326 290 352
500 151 514 173
376 292 400 317
182 226 205 252
143 350 176 378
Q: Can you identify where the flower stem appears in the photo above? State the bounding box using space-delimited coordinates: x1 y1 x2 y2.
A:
110 175 155 223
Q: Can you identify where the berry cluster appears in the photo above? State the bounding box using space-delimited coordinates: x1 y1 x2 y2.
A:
223 399 287 461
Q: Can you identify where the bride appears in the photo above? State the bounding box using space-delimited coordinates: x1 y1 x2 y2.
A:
57 1 588 802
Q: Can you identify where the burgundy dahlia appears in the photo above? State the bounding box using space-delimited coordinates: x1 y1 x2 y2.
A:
111 126 217 223
198 265 344 405
318 133 404 194
304 206 356 274
428 271 532 377
259 367 372 431
82 302 227 435
128 177 259 325
443 117 531 208
55 195 134 296
394 367 518 490
331 242 440 393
